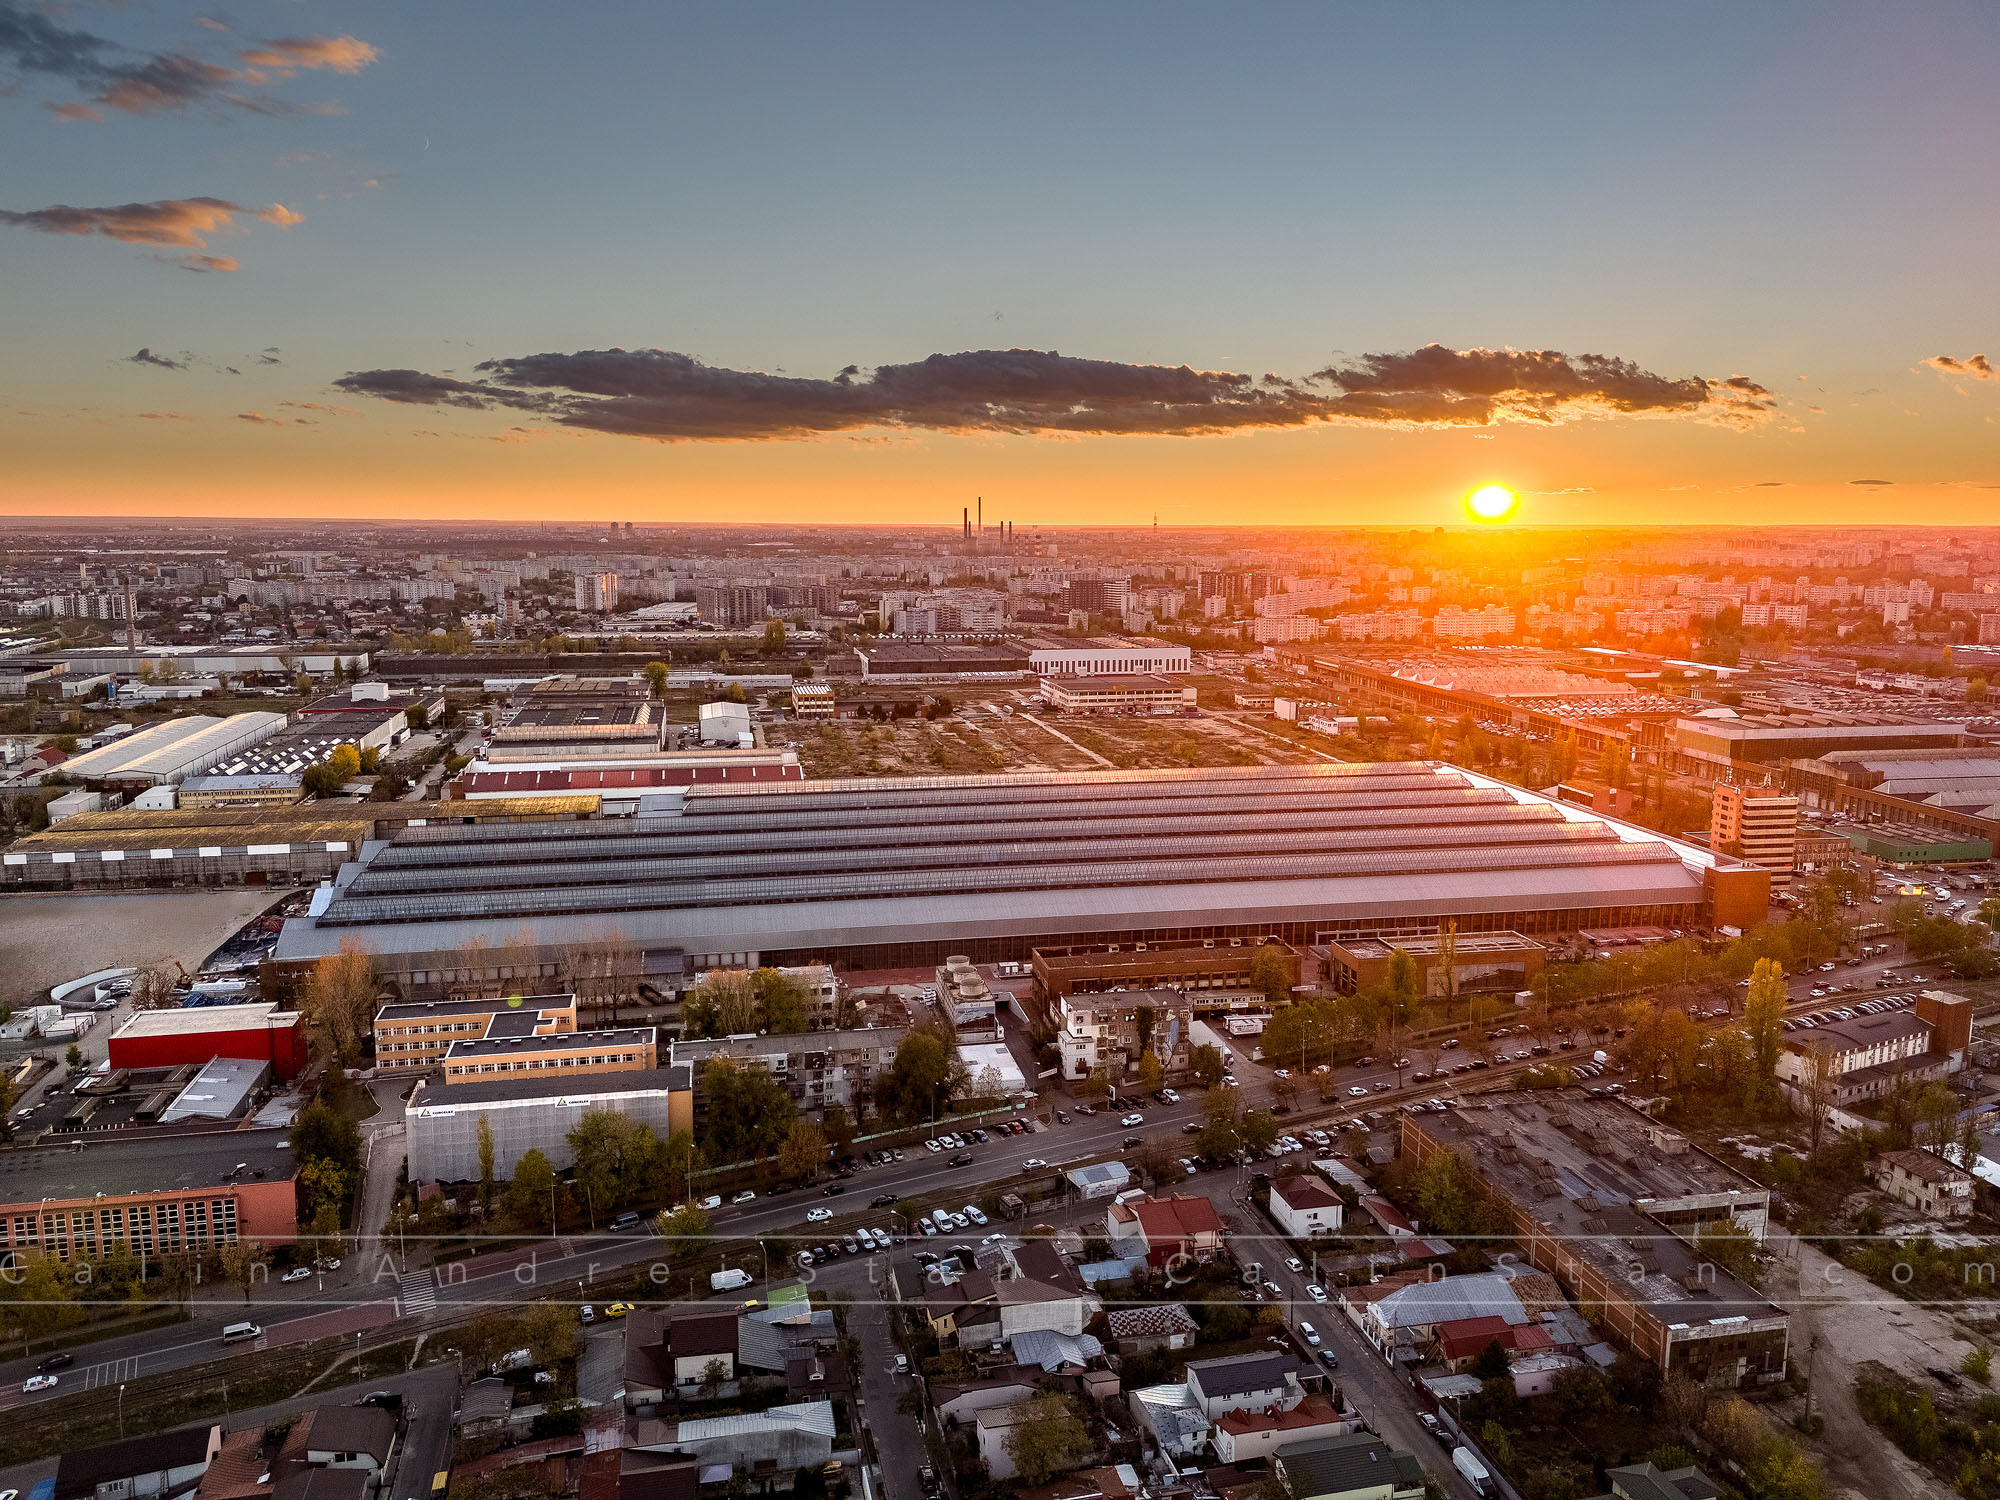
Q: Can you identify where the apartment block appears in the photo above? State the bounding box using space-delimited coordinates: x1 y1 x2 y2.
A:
1710 783 1799 890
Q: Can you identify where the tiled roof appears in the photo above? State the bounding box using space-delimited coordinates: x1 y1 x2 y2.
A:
1105 1303 1199 1340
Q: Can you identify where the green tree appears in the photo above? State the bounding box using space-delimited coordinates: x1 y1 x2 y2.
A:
1962 1346 1992 1384
508 1147 560 1231
219 1241 270 1304
293 1098 363 1215
1695 1219 1762 1287
763 619 787 654
697 1057 796 1163
643 661 670 699
1408 1147 1492 1237
1249 945 1293 1006
752 967 812 1034
1239 1109 1280 1153
1381 950 1421 1025
1743 958 1787 1086
1190 1043 1225 1088
822 1102 857 1159
64 1043 82 1071
1003 1393 1093 1485
656 1202 711 1259
682 969 758 1038
522 1301 578 1369
662 1130 703 1201
1136 1050 1163 1091
567 1109 656 1218
873 1028 967 1124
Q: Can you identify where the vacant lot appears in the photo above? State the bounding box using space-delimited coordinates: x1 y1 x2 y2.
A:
0 888 281 1007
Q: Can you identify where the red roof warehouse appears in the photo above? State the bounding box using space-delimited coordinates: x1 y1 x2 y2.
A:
108 1003 309 1081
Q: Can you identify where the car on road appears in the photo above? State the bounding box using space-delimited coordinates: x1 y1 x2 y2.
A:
1307 1284 1328 1302
951 1151 974 1166
1120 1112 1145 1126
807 1206 834 1222
1347 1085 1368 1097
732 1190 757 1205
1055 1110 1069 1123
822 1183 846 1196
1023 1157 1046 1169
282 1266 313 1283
1299 1322 1321 1345
1160 1088 1181 1104
963 1204 989 1225
1222 1074 1239 1087
871 1193 899 1208
1285 1257 1305 1272
609 1211 642 1231
1317 1347 1339 1367
1272 1068 1291 1078
35 1352 73 1371
23 1374 57 1393
841 1235 860 1254
605 1303 635 1317
316 1257 342 1271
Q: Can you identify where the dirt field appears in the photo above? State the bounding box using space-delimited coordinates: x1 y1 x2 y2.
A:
0 888 282 1007
1767 1232 1987 1500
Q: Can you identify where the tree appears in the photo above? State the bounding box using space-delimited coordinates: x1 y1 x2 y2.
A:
662 1130 704 1202
306 1200 345 1267
568 1109 657 1218
218 1241 270 1304
791 1467 829 1500
477 1113 497 1213
1136 1050 1163 1091
129 961 182 1011
522 1302 578 1369
564 931 640 1027
1249 946 1293 1006
656 1208 712 1264
1743 958 1787 1088
763 619 787 655
698 1356 730 1399
1408 1148 1492 1237
1468 1337 1511 1380
822 1102 857 1160
777 1119 830 1181
1239 1109 1279 1153
873 1027 967 1123
508 1148 560 1231
1190 1044 1225 1088
643 661 671 699
1381 950 1421 1025
301 943 377 1061
64 1043 82 1071
293 1098 362 1216
682 970 758 1038
1004 1393 1093 1486
697 1058 796 1163
752 967 813 1034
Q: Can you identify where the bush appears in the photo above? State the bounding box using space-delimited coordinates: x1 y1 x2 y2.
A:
1855 1369 1942 1460
1964 1347 1992 1385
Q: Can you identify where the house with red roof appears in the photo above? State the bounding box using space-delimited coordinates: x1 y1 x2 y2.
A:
1105 1193 1227 1267
1212 1395 1360 1463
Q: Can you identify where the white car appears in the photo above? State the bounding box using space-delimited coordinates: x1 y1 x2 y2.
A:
1285 1257 1306 1273
1348 1085 1368 1097
1160 1088 1180 1104
281 1265 312 1283
1307 1284 1328 1302
963 1205 989 1226
1299 1322 1321 1345
22 1374 57 1393
1272 1068 1291 1079
806 1206 834 1223
925 1139 942 1152
1023 1157 1046 1169
1120 1113 1145 1127
1222 1075 1239 1088
732 1190 757 1205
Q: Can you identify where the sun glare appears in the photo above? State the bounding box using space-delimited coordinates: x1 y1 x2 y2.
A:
1465 483 1521 523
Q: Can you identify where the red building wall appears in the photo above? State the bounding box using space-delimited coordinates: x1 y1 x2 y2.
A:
108 1016 309 1080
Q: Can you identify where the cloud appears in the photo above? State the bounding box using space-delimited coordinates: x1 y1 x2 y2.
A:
236 35 379 77
126 347 186 370
1926 354 1998 382
1753 481 1784 488
47 99 101 121
236 410 282 425
0 3 378 118
333 342 1777 443
1 195 243 248
1850 478 1894 486
137 410 194 420
279 399 357 415
161 253 240 273
257 202 304 228
196 18 229 33
259 348 282 365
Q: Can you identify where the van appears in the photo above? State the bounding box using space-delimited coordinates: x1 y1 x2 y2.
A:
608 1211 641 1232
221 1322 263 1344
1114 1188 1148 1205
710 1267 753 1291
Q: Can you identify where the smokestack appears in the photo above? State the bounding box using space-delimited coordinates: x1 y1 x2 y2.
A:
963 506 970 541
977 497 983 533
124 575 137 652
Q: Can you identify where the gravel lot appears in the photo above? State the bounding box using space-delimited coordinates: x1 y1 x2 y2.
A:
0 888 285 1007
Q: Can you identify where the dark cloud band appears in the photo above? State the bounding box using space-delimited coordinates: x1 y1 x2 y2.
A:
333 343 1775 442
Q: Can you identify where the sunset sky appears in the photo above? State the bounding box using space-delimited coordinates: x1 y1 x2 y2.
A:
5 1 2000 528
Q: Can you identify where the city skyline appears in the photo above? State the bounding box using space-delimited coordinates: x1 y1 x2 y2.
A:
4 2 2000 526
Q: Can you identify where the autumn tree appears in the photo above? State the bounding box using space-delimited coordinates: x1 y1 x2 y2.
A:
1249 945 1294 1006
752 967 813 1034
563 930 640 1027
219 1241 270 1304
302 942 378 1061
477 1113 497 1212
682 969 758 1038
777 1119 830 1181
508 1147 561 1232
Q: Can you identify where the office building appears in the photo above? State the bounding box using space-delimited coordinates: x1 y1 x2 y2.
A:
374 993 578 1070
1320 931 1544 997
1709 784 1799 890
1039 674 1197 714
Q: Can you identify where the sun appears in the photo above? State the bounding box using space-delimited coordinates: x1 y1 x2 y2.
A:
1464 483 1521 524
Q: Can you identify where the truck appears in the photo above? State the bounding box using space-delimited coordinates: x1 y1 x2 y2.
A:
1592 1050 1609 1066
710 1267 753 1291
1225 1015 1269 1036
1452 1446 1493 1497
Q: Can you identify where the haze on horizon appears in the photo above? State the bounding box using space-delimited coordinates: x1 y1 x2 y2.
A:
3 1 1998 529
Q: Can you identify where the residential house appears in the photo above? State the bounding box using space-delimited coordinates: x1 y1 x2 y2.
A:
626 1401 837 1483
1271 1433 1426 1500
1872 1148 1976 1221
284 1407 398 1488
1056 989 1193 1082
190 1432 273 1500
1184 1352 1304 1419
1127 1383 1211 1458
933 1371 1044 1425
664 1312 739 1387
1213 1396 1359 1464
1105 1194 1226 1267
997 1241 1101 1343
272 1476 369 1500
976 1401 1050 1481
1337 1268 1560 1365
1105 1304 1199 1354
1587 1461 1721 1500
1269 1175 1345 1239
1433 1315 1560 1374
56 1428 223 1500
673 1027 906 1116
925 1269 1001 1348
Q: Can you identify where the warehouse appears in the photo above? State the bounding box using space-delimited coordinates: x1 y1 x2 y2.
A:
108 1002 310 1080
1039 674 1197 715
271 761 1769 989
405 1064 694 1182
56 712 288 788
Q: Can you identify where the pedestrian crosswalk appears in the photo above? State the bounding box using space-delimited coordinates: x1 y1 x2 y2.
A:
80 1355 139 1389
398 1270 437 1317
